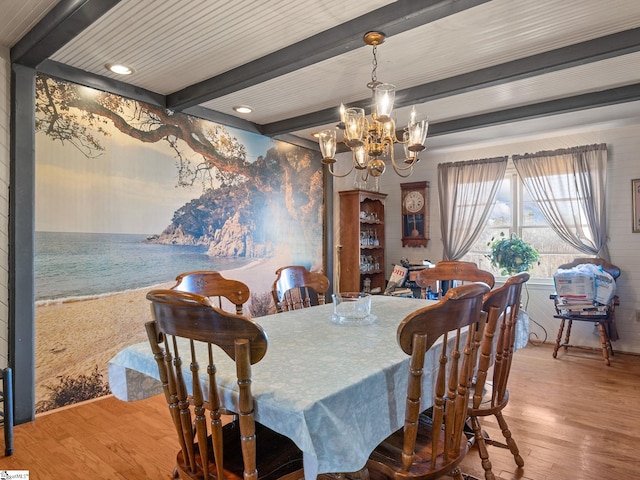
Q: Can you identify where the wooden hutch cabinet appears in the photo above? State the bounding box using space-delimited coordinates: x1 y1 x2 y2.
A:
338 190 387 293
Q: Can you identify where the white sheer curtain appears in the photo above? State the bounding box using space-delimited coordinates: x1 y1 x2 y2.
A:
512 143 609 259
438 157 508 260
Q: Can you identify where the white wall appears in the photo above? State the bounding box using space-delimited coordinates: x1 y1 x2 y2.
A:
0 47 10 368
333 121 640 354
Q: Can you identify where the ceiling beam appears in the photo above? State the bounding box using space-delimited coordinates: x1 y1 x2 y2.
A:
262 27 640 136
38 60 166 107
395 27 640 109
181 106 262 135
36 61 266 138
296 83 640 153
166 0 491 110
272 133 320 152
426 83 640 136
10 0 121 67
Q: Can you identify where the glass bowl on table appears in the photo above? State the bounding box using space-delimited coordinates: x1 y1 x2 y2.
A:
331 292 376 326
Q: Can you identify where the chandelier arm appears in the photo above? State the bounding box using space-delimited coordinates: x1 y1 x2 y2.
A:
327 161 355 178
389 148 416 172
390 159 414 171
391 161 415 178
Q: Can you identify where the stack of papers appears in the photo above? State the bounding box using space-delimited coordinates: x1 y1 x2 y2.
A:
390 288 413 298
556 299 608 316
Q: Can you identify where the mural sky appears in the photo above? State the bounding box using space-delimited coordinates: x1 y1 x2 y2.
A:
36 112 277 234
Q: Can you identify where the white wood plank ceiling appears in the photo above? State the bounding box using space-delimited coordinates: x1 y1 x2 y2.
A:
5 0 640 149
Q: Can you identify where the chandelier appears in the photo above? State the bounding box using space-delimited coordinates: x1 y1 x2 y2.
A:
318 31 429 181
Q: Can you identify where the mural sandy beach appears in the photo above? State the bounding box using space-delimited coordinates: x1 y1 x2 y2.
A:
35 257 286 404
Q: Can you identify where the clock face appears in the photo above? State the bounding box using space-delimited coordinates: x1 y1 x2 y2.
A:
404 191 424 213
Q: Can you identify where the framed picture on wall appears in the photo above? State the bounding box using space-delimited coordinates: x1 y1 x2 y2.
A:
633 178 640 233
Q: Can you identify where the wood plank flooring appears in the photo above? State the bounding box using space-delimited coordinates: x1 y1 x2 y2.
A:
1 343 639 479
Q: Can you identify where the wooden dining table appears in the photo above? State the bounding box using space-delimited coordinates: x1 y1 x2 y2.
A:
108 295 527 479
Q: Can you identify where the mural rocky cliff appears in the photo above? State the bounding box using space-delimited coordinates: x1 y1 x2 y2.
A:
145 146 323 261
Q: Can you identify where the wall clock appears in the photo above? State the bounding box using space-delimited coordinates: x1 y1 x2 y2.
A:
401 181 429 247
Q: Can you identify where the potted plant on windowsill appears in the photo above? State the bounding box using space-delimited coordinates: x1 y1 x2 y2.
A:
488 232 537 350
488 232 539 276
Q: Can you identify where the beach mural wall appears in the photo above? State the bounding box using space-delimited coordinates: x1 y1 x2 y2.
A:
34 74 324 413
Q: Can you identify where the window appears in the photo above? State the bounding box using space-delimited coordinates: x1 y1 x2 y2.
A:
463 165 584 279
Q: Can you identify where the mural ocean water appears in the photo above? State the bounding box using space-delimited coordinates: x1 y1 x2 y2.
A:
35 231 253 302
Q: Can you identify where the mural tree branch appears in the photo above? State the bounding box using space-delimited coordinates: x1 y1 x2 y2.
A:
35 74 324 265
35 75 265 188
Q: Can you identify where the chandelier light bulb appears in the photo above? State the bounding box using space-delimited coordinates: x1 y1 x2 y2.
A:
408 114 429 152
374 83 395 121
319 130 337 163
409 106 417 124
354 145 368 169
344 107 365 146
382 119 394 138
403 131 419 165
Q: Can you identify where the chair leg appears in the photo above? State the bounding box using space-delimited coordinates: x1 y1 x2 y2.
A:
563 319 572 352
469 416 495 480
606 335 614 357
596 323 611 366
553 318 565 358
461 474 483 480
1 368 13 457
494 412 523 468
449 466 466 480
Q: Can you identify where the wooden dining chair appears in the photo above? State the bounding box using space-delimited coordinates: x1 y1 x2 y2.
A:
415 261 495 299
468 272 529 480
0 367 13 456
271 265 330 312
365 282 491 480
145 289 303 480
172 270 251 315
551 258 620 366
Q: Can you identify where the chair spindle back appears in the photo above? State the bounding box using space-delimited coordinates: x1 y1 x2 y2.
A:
416 261 495 299
271 266 330 312
172 270 251 315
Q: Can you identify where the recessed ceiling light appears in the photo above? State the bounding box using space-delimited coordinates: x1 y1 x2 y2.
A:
233 105 253 114
105 63 135 75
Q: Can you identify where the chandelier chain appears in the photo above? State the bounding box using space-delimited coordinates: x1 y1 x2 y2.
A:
371 44 378 84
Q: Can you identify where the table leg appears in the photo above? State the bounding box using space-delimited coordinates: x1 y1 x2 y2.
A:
606 336 614 357
331 469 370 480
297 443 371 480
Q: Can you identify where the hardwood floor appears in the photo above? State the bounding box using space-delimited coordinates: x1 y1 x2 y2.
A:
1 343 639 479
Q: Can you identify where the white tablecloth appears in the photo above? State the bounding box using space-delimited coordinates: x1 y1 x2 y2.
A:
108 295 528 478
